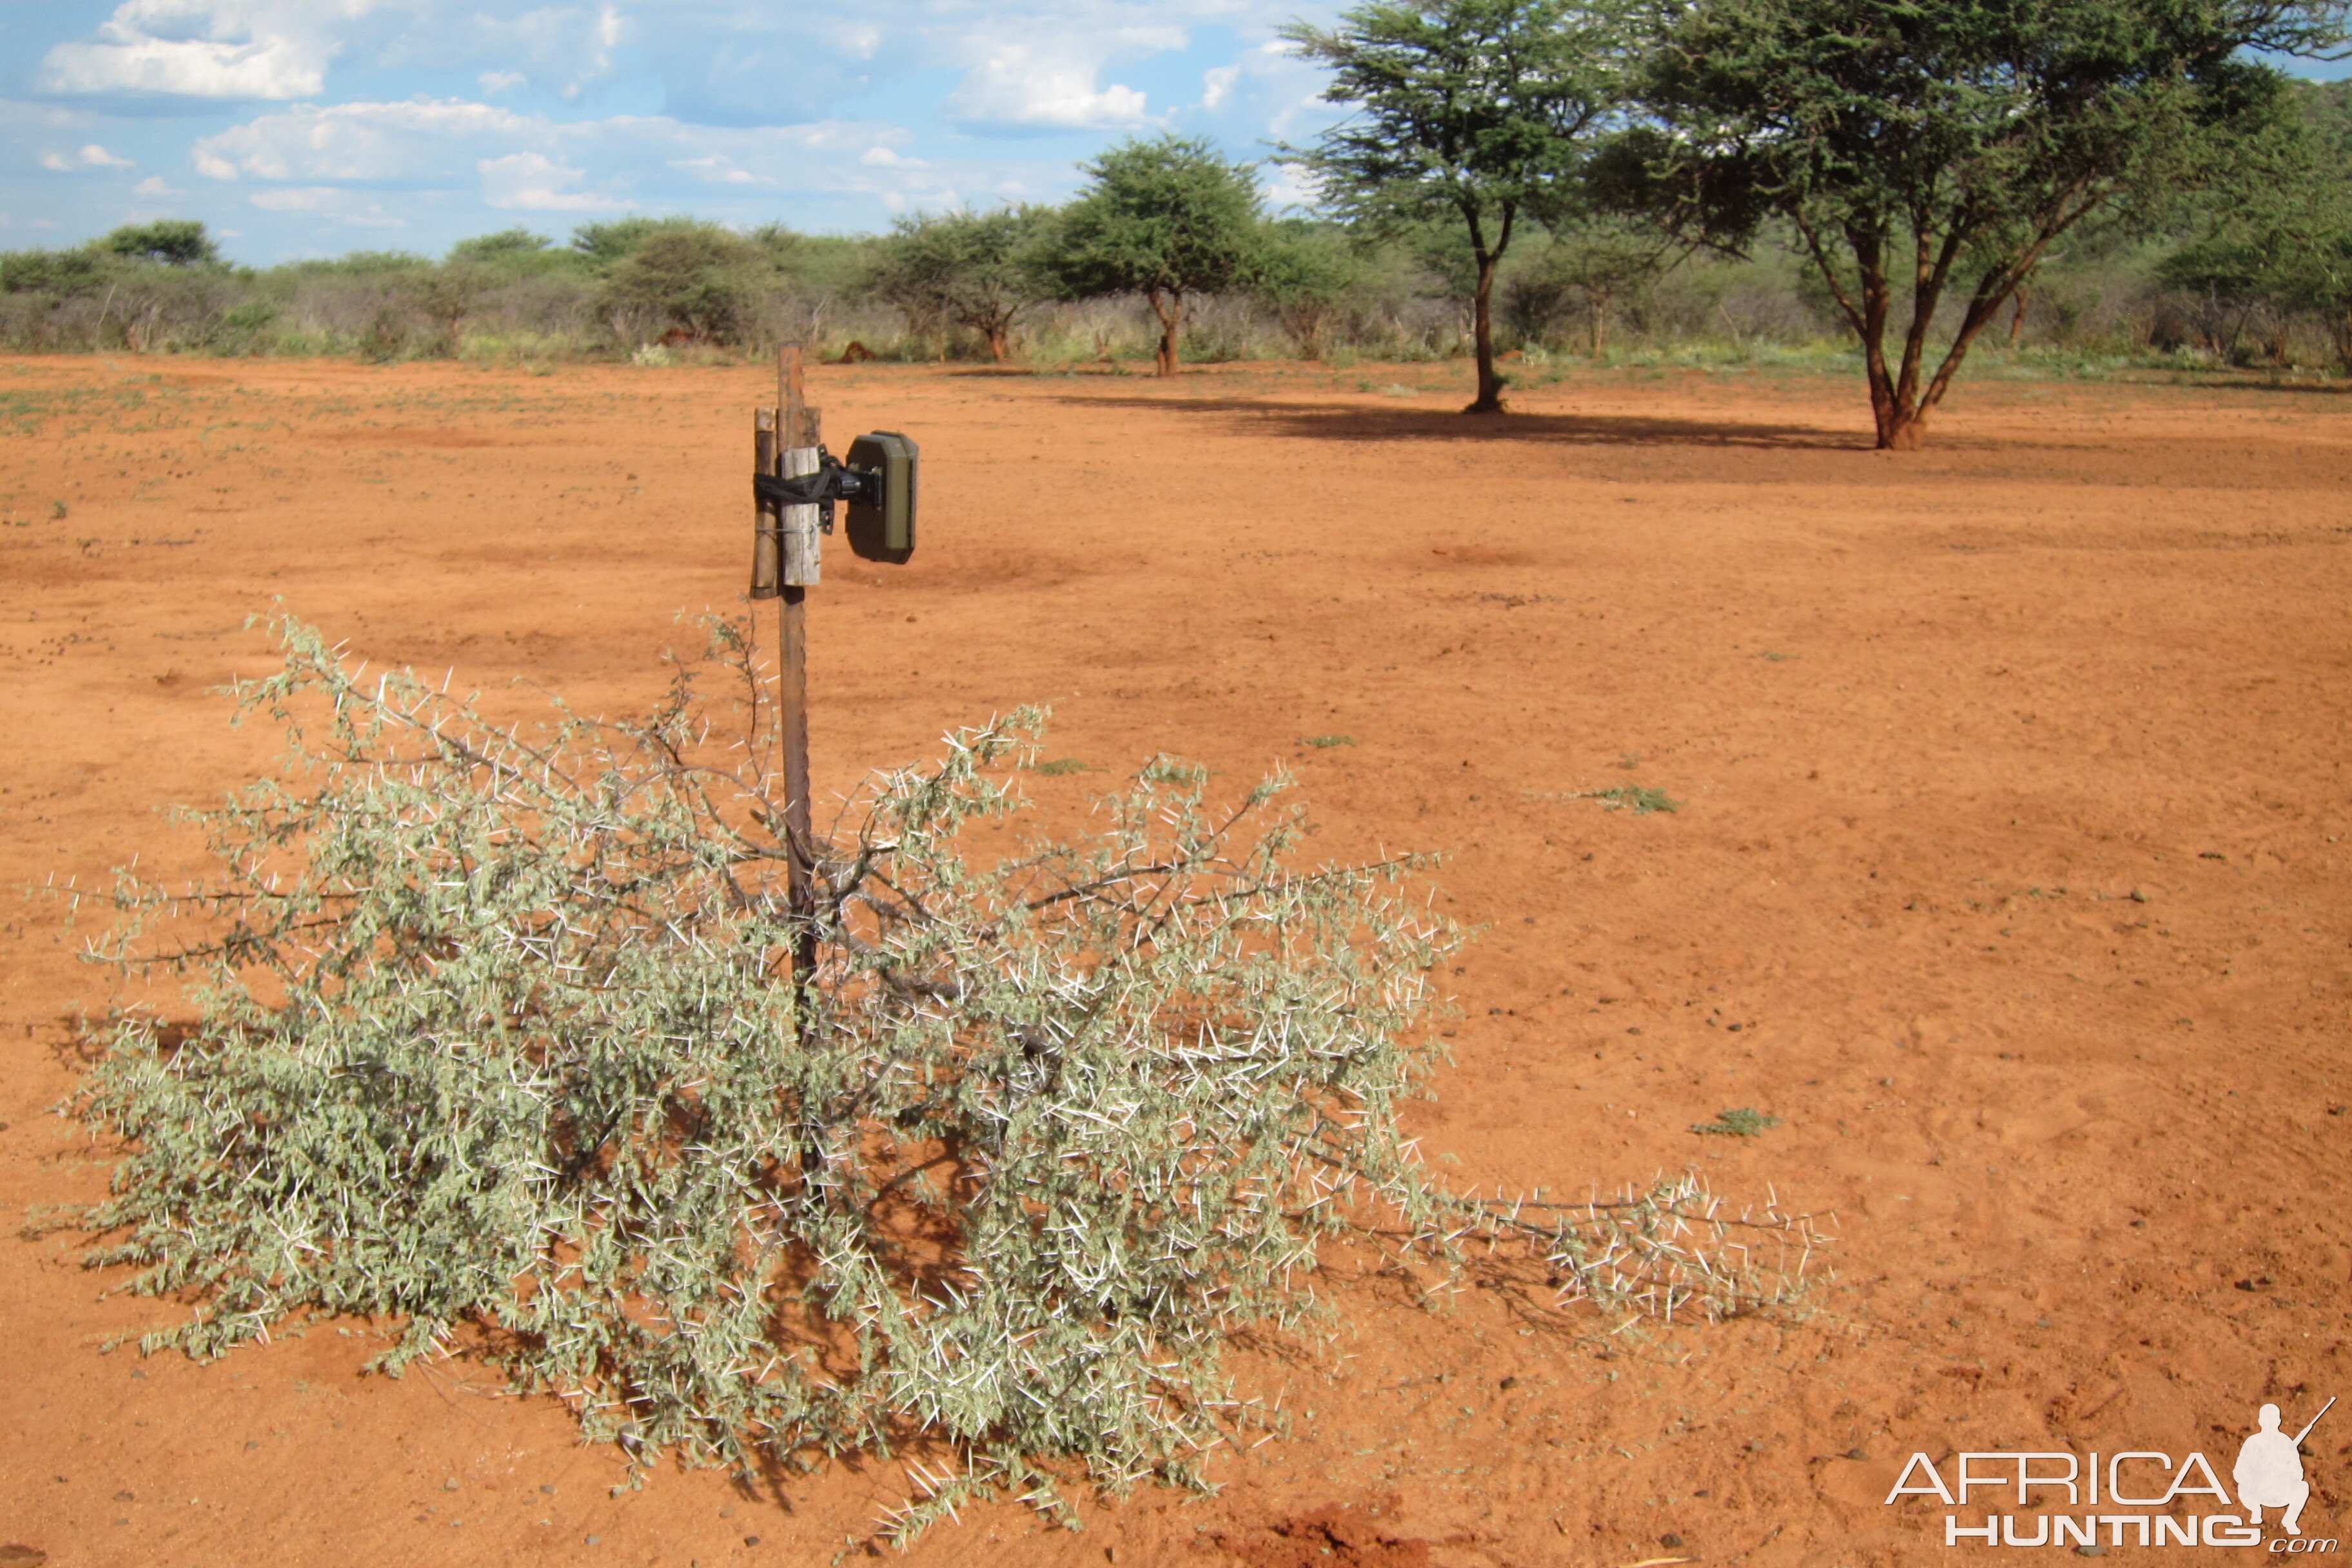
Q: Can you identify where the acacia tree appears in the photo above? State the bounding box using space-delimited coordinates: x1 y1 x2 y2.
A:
1280 0 1632 413
870 206 1051 361
1039 135 1262 376
1609 0 2346 448
99 219 219 268
2161 80 2352 367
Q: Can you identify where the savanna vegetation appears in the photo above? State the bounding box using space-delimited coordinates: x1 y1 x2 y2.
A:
5 37 2348 440
35 0 2346 1536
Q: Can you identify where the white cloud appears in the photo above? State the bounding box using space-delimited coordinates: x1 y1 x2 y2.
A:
1260 161 1318 211
41 143 135 172
195 99 536 181
248 185 339 210
389 3 629 104
133 175 181 195
945 43 1152 130
37 0 353 100
479 150 622 210
244 184 406 227
16 0 1355 255
667 153 767 186
190 98 928 213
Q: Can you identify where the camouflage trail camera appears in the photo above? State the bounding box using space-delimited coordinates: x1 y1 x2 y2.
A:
844 431 916 564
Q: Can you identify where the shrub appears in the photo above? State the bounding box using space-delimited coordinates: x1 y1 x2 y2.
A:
599 223 768 345
61 617 1816 1538
870 207 1052 362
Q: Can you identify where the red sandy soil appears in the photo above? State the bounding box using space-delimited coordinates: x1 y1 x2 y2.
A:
0 354 2346 1568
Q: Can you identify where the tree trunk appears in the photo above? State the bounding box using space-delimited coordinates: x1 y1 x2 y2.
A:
1823 219 2015 450
1467 250 1503 412
1459 202 1517 414
2007 289 2028 347
1147 288 1182 377
1798 193 2090 450
985 323 1010 362
1875 396 1930 449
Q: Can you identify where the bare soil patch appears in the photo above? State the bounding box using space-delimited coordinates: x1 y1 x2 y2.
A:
1 355 2346 1566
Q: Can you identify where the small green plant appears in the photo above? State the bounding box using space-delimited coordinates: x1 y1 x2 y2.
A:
1590 785 1680 814
1303 734 1357 749
54 617 1816 1540
50 500 67 519
1030 757 1097 775
1692 1106 1781 1137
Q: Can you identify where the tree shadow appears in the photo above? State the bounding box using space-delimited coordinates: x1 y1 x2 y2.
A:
1044 392 1867 451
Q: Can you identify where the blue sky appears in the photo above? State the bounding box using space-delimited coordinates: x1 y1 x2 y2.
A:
0 0 1353 263
3 5 2344 267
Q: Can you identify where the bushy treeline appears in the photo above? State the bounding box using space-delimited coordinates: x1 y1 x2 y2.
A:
5 79 2347 375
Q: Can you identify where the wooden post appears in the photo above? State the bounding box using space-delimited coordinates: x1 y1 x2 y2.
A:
750 407 779 600
776 346 819 986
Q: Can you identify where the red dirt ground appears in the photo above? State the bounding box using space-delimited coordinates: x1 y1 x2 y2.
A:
0 354 2346 1567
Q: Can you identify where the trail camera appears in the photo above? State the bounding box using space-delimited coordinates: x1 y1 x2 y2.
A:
843 431 917 564
752 430 918 576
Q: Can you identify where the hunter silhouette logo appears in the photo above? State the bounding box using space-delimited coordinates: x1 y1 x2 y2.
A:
1884 1396 2337 1551
2240 1398 2334 1537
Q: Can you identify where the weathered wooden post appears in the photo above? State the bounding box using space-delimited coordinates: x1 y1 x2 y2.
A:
750 346 821 981
750 344 919 988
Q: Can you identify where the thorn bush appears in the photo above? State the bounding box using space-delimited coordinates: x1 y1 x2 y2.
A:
57 614 1818 1538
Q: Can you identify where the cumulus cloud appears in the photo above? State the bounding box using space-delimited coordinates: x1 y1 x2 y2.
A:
41 143 135 172
1259 160 1318 211
133 175 181 195
194 100 538 182
669 153 767 186
944 39 1163 131
480 150 621 210
37 0 352 100
246 185 340 210
376 2 634 105
20 0 1348 255
242 183 406 226
188 97 948 216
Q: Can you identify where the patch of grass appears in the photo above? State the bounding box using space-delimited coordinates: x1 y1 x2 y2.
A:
1591 785 1680 814
1756 650 1797 662
1303 735 1357 749
1031 757 1097 776
1692 1107 1782 1137
1379 384 1419 397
